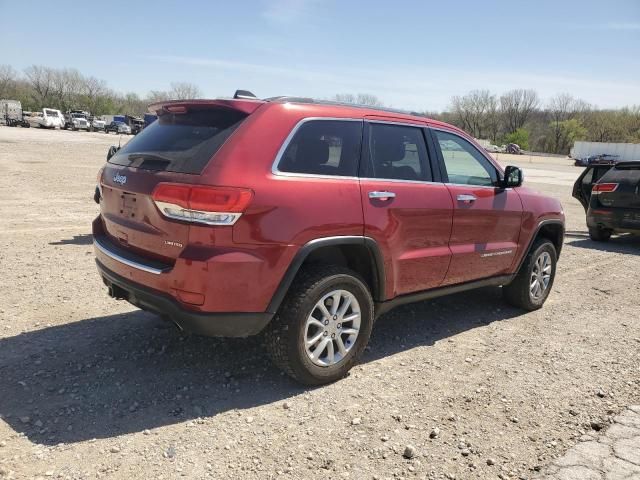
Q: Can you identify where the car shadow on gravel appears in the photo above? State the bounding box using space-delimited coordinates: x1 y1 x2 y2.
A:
0 287 521 445
564 233 639 254
49 233 93 246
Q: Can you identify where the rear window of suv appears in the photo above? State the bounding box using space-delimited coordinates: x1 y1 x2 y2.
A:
108 108 247 174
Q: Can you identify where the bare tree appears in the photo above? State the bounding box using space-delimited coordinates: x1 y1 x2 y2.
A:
500 89 539 133
168 82 202 100
81 76 108 113
450 90 497 139
23 65 56 107
51 68 84 111
333 93 383 107
547 93 590 153
0 65 17 99
146 90 171 104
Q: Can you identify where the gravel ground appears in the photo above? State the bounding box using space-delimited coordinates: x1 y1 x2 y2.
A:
537 405 640 479
0 127 638 480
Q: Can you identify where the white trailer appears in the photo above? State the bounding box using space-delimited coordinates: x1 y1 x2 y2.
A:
0 99 30 127
571 141 640 161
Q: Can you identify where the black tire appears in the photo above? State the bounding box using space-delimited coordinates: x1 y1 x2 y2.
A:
263 265 374 386
588 226 612 242
503 239 557 311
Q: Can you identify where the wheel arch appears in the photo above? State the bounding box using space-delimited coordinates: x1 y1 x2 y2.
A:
515 219 564 273
266 236 385 314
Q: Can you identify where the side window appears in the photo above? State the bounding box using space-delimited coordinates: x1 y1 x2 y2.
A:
366 123 432 181
434 130 498 186
278 120 362 176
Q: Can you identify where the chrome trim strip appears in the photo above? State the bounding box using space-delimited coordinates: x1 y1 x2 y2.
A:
94 237 166 275
366 119 429 128
361 177 441 186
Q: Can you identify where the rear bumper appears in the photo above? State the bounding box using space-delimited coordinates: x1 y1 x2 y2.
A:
96 260 273 337
587 207 640 234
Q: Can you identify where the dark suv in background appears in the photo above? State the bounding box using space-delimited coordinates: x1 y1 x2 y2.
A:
573 160 640 241
93 94 565 385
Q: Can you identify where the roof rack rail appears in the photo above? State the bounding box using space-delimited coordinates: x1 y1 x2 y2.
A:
264 96 428 118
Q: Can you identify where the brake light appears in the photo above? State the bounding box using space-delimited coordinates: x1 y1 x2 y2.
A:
152 183 253 226
96 166 105 196
165 105 188 114
592 183 618 194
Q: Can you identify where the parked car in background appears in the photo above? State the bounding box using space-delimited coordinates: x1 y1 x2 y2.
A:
485 144 505 153
28 108 64 129
0 99 30 127
506 143 522 154
573 160 640 241
574 153 619 167
104 121 131 135
127 116 145 135
91 117 106 132
64 110 91 131
93 94 565 385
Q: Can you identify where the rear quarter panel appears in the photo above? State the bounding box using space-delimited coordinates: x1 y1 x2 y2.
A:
204 103 366 247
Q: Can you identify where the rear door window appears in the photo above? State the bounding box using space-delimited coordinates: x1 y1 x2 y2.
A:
277 120 363 176
108 108 247 174
364 123 432 181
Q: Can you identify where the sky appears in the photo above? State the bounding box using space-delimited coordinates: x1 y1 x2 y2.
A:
1 0 639 111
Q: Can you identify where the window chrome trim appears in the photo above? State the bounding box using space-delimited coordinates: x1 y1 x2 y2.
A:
360 177 442 186
271 117 362 178
366 119 429 128
94 237 166 275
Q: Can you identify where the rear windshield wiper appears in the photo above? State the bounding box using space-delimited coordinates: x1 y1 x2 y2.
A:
127 153 172 170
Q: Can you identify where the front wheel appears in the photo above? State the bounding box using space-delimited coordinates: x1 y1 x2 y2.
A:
503 239 557 311
264 265 374 385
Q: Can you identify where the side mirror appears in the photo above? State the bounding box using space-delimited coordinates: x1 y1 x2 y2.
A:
107 145 119 161
502 165 523 188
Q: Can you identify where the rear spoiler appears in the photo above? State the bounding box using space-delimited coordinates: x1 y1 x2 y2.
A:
148 98 265 116
614 161 640 169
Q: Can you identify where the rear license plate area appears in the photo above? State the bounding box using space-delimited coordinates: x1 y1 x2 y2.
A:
120 192 138 219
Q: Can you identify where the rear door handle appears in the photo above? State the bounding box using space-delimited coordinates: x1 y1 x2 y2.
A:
457 194 477 204
368 191 396 200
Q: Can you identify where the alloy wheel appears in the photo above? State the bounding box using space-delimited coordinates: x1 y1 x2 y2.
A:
530 251 552 299
304 289 361 367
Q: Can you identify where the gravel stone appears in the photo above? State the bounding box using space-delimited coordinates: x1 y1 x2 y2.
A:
403 445 417 459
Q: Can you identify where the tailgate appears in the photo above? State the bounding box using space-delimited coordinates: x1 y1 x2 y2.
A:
98 101 258 261
99 166 191 262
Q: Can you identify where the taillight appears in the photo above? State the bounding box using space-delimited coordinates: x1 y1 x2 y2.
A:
592 183 618 194
151 183 253 226
96 166 105 197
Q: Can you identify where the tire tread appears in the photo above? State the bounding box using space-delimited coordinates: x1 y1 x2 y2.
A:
263 265 372 385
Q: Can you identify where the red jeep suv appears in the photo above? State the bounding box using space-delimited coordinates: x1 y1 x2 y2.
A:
93 95 564 385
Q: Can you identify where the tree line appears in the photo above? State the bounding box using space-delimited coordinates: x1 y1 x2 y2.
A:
2 64 638 154
0 64 202 118
428 89 640 154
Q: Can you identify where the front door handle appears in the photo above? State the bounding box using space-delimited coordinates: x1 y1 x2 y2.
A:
368 191 396 201
457 194 477 204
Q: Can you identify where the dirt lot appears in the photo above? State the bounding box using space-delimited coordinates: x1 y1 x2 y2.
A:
0 127 638 480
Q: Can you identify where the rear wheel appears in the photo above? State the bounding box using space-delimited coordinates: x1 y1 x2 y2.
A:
588 226 612 242
264 265 374 385
503 239 557 311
